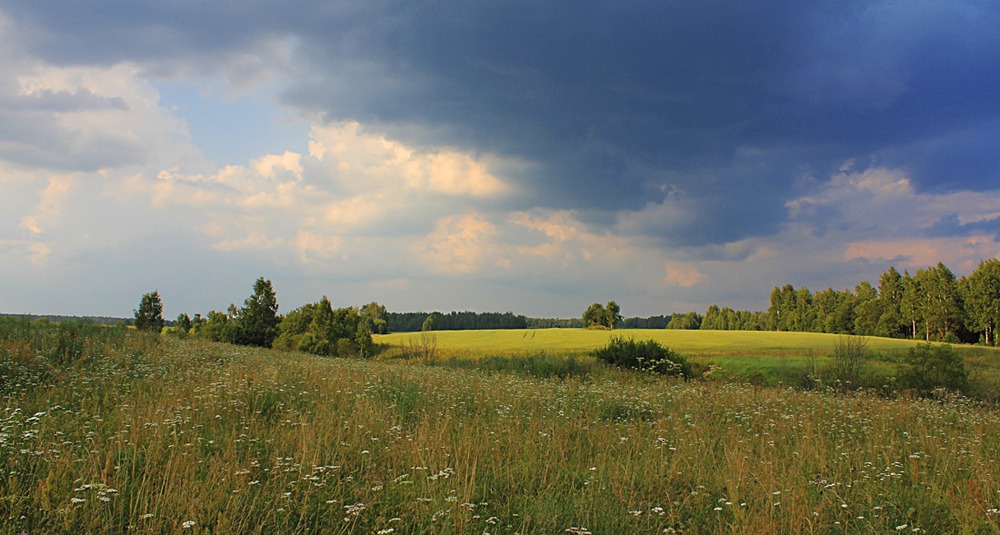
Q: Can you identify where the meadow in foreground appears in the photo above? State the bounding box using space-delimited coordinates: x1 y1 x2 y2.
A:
2 321 999 533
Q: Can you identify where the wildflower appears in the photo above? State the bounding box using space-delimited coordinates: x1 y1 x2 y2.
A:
895 525 908 531
182 520 196 529
70 497 86 504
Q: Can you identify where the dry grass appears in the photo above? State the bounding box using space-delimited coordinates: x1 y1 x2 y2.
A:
2 322 999 533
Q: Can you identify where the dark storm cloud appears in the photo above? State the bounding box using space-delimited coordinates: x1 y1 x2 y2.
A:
5 0 999 245
928 214 1000 241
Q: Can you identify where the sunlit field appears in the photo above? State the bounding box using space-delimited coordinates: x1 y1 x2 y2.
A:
376 328 977 356
2 320 999 533
377 329 1000 397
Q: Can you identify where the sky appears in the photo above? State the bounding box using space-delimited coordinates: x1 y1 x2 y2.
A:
2 1 999 320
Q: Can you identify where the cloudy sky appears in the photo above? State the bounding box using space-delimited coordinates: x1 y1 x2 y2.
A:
2 1 999 319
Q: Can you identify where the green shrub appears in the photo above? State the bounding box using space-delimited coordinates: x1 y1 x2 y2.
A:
593 336 692 378
898 343 969 395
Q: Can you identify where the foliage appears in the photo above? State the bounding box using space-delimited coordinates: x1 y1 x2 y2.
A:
385 310 528 332
233 277 280 348
583 301 621 329
421 314 437 332
593 336 692 377
582 303 607 329
961 258 1000 346
133 291 164 333
619 315 670 329
175 313 192 333
272 296 370 358
666 311 702 330
360 302 389 334
201 309 237 343
898 343 969 395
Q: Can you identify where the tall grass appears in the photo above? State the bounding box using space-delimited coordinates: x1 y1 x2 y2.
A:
1 322 998 533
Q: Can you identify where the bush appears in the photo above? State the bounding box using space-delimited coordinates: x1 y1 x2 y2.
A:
831 335 869 388
593 336 692 378
898 343 969 395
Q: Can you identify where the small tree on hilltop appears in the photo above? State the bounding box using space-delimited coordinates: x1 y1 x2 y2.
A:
134 291 164 333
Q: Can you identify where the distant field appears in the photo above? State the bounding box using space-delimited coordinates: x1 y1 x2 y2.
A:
375 328 983 357
377 328 1000 394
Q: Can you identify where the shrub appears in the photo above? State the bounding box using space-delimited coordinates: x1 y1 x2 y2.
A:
898 343 969 395
831 335 869 388
593 336 692 378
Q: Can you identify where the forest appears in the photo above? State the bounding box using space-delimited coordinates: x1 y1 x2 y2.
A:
678 260 1000 346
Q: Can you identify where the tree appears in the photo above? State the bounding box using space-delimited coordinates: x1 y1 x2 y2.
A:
176 313 192 333
900 271 921 339
852 281 881 336
666 311 702 329
235 277 280 347
361 302 388 334
899 343 969 395
914 263 964 341
583 303 607 329
605 301 622 330
134 291 164 333
876 266 907 338
421 314 437 332
202 310 237 343
961 259 1000 345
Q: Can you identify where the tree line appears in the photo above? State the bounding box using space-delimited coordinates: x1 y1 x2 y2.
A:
385 311 528 332
670 259 1000 345
134 277 390 358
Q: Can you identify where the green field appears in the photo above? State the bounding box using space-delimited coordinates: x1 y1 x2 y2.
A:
3 321 1000 533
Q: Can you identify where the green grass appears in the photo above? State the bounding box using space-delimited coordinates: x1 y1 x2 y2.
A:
3 320 1000 533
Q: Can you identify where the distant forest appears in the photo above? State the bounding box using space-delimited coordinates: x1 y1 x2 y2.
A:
385 313 671 332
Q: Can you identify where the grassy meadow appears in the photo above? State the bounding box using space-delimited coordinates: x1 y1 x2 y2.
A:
2 320 1000 533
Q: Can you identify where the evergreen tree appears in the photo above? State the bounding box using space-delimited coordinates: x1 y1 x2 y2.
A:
235 277 280 347
134 291 164 333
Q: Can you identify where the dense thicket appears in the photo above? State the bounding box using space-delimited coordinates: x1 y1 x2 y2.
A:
699 260 1000 345
385 311 528 332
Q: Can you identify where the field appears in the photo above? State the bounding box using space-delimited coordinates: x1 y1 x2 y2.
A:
376 329 1000 396
2 321 1000 533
